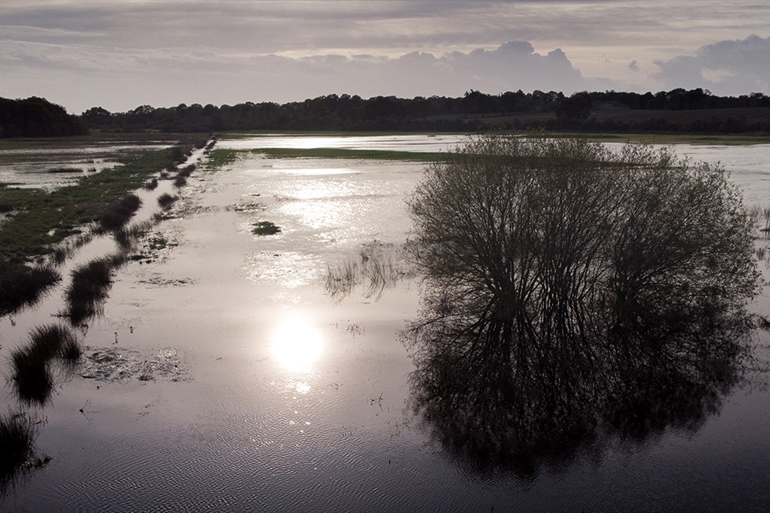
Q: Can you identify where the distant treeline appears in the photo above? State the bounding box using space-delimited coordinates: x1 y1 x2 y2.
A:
3 89 770 137
0 97 89 138
81 88 770 135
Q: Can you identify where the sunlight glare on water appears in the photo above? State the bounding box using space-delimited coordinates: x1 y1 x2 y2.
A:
271 315 324 373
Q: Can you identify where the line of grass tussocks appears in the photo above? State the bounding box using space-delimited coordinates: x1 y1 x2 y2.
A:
0 145 188 263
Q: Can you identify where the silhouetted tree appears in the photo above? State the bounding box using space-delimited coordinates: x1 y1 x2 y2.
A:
404 134 760 472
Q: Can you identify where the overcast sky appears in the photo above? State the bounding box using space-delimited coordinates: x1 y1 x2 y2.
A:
1 1 769 114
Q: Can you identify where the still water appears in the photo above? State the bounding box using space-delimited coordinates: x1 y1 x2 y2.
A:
2 136 770 512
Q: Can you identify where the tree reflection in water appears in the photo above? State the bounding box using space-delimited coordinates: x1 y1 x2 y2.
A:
403 136 761 476
404 300 752 475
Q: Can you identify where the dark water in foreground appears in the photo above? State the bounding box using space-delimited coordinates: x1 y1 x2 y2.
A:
2 137 770 512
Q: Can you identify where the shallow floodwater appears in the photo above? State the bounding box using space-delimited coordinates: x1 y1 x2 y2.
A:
2 136 770 512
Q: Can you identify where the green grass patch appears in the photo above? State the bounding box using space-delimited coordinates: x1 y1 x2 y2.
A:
546 132 770 145
205 149 240 169
0 147 182 262
252 147 445 162
218 130 465 139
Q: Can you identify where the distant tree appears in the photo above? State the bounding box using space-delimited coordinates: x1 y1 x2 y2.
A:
0 97 88 138
556 91 592 119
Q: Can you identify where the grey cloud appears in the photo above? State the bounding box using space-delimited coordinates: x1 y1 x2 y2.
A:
655 34 770 94
0 39 584 112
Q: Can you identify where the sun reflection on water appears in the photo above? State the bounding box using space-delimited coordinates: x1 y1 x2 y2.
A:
271 316 323 373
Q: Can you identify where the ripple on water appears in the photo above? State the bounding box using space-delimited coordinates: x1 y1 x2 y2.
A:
243 251 323 289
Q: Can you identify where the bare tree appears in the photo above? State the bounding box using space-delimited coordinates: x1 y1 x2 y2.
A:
404 134 760 471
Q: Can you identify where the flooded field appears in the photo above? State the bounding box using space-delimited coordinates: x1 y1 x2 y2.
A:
2 135 770 512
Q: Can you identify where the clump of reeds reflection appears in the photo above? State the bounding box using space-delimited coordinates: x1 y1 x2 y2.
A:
10 324 81 405
325 240 412 300
0 263 61 316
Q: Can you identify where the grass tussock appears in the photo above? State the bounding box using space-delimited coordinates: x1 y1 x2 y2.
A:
10 346 55 405
10 324 81 405
157 193 178 210
114 219 156 250
177 164 195 178
173 175 187 188
0 263 61 317
252 221 281 236
98 193 142 232
143 178 158 191
64 257 123 323
0 412 37 488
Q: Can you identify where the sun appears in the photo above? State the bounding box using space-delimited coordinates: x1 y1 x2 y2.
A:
271 315 323 373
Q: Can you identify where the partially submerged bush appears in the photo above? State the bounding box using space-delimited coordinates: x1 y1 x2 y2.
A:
173 175 187 188
0 263 61 316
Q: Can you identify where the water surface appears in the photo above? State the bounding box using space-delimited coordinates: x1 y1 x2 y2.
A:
1 136 770 512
